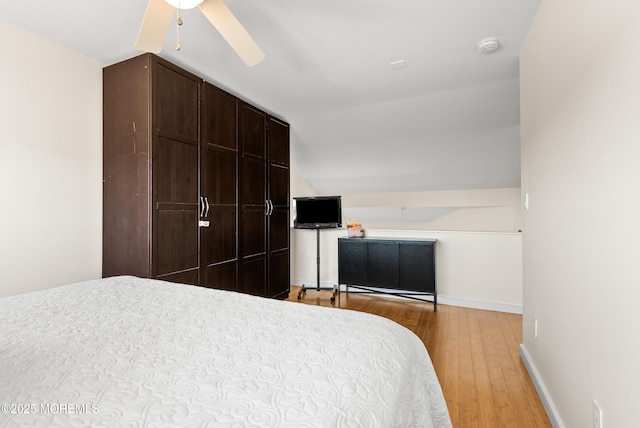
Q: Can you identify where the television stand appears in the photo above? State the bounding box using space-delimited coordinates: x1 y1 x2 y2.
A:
297 228 339 302
338 237 437 311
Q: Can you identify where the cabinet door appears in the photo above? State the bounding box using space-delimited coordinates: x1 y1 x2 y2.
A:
201 84 238 291
151 59 200 284
399 242 435 293
239 103 267 296
338 239 368 285
367 241 399 289
267 117 290 298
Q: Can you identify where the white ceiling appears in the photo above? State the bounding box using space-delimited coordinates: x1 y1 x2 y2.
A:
0 0 539 194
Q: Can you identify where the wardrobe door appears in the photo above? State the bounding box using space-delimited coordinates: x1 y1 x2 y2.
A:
267 117 290 298
200 83 239 291
151 58 201 285
239 103 267 296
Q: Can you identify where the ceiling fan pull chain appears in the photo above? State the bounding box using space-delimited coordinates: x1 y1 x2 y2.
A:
175 8 183 51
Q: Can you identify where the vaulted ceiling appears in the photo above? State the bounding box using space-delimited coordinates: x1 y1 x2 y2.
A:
0 0 539 194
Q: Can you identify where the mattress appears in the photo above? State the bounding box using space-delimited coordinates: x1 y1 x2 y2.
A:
0 276 451 427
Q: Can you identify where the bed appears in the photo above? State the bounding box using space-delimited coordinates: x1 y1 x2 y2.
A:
0 276 451 427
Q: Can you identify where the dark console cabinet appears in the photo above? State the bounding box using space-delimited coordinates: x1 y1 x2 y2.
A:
338 237 437 311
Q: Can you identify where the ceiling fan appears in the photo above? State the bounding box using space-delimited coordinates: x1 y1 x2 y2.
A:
135 0 265 67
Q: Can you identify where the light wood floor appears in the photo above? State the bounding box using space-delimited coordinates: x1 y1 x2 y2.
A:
287 286 551 428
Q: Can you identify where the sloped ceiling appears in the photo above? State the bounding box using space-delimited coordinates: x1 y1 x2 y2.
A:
0 0 539 194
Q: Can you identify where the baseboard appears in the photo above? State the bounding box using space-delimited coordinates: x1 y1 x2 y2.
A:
438 296 522 314
519 344 564 428
291 280 522 314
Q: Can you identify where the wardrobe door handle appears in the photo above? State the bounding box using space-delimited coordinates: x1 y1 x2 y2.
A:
204 197 210 218
200 197 205 217
270 200 274 216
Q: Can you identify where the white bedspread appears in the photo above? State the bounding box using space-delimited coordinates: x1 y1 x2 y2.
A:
0 276 451 427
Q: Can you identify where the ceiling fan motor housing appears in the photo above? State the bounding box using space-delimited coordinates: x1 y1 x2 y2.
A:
164 0 204 9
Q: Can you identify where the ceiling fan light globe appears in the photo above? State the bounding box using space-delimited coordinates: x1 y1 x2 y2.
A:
164 0 204 10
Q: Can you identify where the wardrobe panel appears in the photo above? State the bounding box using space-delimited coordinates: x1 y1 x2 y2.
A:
268 209 289 253
155 137 199 203
204 263 237 291
239 258 266 296
267 251 289 298
202 84 237 150
155 209 199 276
205 148 237 205
103 54 152 278
155 62 199 139
241 157 266 205
268 117 289 167
240 104 266 159
202 209 237 265
269 165 289 207
241 209 267 257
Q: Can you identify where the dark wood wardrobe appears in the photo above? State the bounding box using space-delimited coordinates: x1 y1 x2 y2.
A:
103 53 290 299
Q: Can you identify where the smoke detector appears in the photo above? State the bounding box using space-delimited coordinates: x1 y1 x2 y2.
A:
477 37 500 54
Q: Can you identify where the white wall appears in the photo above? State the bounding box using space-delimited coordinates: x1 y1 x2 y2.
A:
290 169 319 200
292 228 522 313
520 2 640 427
292 169 521 232
341 188 522 232
0 21 102 297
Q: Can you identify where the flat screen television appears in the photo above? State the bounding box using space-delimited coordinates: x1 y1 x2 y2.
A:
293 196 342 229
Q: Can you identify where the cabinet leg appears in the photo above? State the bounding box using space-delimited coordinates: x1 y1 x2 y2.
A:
297 285 307 300
330 284 340 302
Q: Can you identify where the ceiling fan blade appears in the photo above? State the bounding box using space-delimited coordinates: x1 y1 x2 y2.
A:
199 0 265 67
135 0 176 53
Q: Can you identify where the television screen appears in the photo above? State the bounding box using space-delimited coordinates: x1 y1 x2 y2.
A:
294 196 342 229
